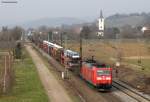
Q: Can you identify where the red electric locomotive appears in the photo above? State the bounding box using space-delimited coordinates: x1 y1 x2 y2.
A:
80 59 112 90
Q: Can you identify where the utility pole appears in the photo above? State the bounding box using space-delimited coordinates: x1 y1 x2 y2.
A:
48 32 50 42
21 31 25 44
80 28 83 69
48 31 52 42
64 34 67 50
52 32 54 42
64 34 69 79
138 28 143 70
48 32 52 54
60 32 63 46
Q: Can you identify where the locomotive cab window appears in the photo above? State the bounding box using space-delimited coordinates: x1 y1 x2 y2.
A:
97 64 106 68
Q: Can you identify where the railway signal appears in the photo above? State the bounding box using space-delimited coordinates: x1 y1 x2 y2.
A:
115 62 120 78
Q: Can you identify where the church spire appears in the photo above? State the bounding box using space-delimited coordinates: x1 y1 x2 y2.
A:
100 10 103 18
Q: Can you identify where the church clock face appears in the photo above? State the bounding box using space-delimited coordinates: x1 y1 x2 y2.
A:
99 18 104 31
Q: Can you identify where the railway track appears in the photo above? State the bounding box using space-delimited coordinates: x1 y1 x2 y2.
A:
32 43 150 102
112 80 150 102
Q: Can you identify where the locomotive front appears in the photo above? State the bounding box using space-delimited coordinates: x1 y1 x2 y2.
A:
95 67 112 89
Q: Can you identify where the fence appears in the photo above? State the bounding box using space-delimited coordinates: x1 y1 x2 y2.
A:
0 51 14 94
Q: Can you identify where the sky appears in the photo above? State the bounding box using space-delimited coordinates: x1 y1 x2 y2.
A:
0 0 150 25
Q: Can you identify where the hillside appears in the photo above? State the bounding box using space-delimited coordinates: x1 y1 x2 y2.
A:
7 13 150 29
105 13 150 28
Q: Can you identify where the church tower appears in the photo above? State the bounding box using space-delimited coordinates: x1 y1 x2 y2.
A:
97 10 104 37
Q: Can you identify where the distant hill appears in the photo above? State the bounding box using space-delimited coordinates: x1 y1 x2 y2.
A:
21 17 86 28
9 13 150 29
105 13 150 28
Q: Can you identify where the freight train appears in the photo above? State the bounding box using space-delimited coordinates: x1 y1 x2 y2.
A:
33 40 112 90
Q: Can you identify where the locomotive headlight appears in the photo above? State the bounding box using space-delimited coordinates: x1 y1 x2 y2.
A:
97 77 102 80
106 77 111 80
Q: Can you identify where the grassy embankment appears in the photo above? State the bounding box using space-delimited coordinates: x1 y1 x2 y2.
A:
0 48 49 102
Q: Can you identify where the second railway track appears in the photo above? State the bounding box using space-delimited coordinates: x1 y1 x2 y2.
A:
113 80 150 102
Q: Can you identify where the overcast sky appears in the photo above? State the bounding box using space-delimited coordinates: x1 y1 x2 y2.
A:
0 0 150 25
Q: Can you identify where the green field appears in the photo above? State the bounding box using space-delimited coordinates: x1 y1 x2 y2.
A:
0 49 49 102
66 39 150 75
124 59 150 75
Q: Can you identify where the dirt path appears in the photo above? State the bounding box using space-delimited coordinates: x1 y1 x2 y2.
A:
25 45 73 102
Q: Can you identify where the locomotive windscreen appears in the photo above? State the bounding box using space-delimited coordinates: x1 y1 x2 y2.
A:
97 70 110 76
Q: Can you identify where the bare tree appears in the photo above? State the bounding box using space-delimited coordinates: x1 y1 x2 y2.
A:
121 25 138 38
11 26 23 41
81 26 91 39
